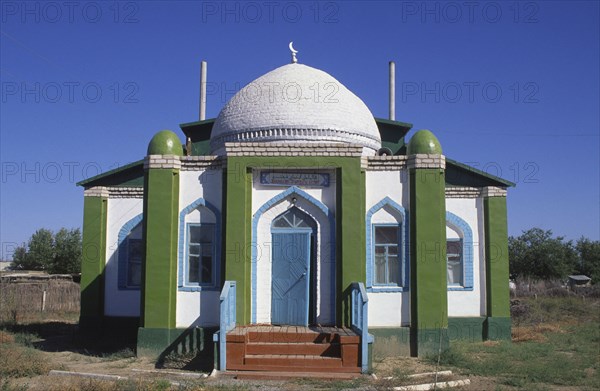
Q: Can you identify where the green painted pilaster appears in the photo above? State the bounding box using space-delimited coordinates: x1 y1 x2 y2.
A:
80 192 108 329
138 159 180 356
224 157 252 324
337 162 366 327
484 196 511 340
409 167 448 357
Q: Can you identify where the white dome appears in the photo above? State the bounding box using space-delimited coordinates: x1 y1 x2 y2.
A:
210 63 381 154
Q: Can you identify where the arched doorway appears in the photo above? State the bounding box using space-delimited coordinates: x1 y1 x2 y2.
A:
270 207 317 326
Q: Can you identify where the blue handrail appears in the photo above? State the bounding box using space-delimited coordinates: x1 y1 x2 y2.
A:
350 282 370 373
217 280 236 371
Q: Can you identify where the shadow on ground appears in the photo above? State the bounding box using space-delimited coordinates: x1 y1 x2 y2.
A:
1 321 137 357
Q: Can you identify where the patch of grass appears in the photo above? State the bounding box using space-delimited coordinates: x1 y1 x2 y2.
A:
0 343 54 378
13 332 39 347
294 376 368 391
390 366 410 382
101 348 136 361
430 297 600 389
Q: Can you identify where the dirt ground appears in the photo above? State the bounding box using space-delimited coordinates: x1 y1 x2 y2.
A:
2 307 595 391
0 326 496 391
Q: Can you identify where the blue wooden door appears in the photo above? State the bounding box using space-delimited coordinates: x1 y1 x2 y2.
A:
271 232 310 326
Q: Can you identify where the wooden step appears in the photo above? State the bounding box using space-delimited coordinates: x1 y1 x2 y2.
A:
227 363 361 373
244 354 343 368
246 331 340 344
245 342 341 356
229 370 361 380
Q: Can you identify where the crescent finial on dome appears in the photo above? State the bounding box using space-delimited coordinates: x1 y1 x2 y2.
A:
289 41 298 63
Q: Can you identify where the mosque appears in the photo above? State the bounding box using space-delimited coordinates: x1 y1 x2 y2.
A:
78 48 513 373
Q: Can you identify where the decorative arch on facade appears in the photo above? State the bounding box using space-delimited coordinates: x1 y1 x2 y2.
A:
178 197 221 291
365 196 409 292
251 186 335 324
446 211 474 291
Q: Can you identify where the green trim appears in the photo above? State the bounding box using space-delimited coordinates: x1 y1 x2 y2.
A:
179 118 216 129
446 158 515 188
409 167 448 357
141 168 179 329
448 317 485 341
375 117 413 155
137 326 216 360
337 165 366 326
374 117 413 129
484 197 511 319
80 195 108 328
223 156 365 327
224 159 251 323
77 160 144 188
180 119 215 156
484 317 511 341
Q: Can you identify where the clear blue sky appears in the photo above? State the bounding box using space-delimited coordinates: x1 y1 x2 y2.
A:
1 1 598 259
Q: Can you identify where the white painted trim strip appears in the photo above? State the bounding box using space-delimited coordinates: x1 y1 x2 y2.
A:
407 370 453 379
49 370 127 381
130 368 208 378
393 379 470 391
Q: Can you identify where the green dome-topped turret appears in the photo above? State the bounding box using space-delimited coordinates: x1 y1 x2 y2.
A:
407 129 442 155
147 130 183 156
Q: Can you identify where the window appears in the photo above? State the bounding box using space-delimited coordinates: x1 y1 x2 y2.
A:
126 238 142 287
373 225 401 285
445 211 474 291
447 239 463 287
118 216 143 290
272 207 314 229
187 224 215 285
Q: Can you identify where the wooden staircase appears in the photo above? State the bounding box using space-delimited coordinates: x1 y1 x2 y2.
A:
225 325 361 373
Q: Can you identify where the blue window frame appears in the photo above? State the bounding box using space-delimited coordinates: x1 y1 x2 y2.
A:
446 211 474 291
117 214 143 291
125 238 142 288
366 197 409 292
373 224 402 286
186 223 216 286
447 239 463 287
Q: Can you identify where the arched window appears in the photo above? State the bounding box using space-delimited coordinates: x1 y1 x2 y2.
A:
446 212 474 291
118 214 143 290
272 207 316 230
178 198 221 291
186 223 215 285
366 197 408 291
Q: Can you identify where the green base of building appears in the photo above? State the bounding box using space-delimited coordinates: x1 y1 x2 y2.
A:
411 327 450 357
448 317 485 342
368 319 509 360
137 326 216 364
484 317 511 340
370 319 499 359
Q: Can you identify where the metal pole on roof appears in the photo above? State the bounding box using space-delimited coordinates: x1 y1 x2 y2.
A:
389 61 396 121
200 60 207 121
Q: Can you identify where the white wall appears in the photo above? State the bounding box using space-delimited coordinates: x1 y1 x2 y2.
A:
446 197 486 317
176 168 223 328
252 169 336 325
365 170 410 327
104 197 143 317
177 291 220 327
